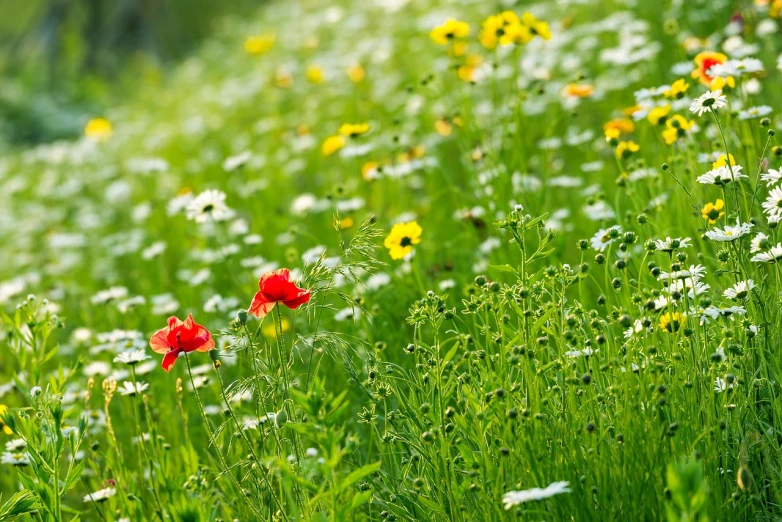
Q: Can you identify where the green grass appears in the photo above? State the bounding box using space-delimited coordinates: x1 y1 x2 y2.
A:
1 0 782 520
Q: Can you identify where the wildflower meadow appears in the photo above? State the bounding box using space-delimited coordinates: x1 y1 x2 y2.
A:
3 0 782 520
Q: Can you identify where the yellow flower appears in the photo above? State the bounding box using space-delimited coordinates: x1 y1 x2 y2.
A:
563 83 594 98
603 118 635 136
384 221 422 260
457 54 483 82
322 135 346 156
362 160 385 181
521 12 551 40
397 145 426 164
339 216 355 230
661 114 695 145
0 404 11 435
712 153 736 169
701 199 725 224
338 123 370 137
306 65 325 84
647 105 671 125
244 34 275 55
435 118 453 136
615 140 639 159
451 42 468 57
605 128 621 141
659 312 686 333
408 145 426 159
430 19 470 45
710 75 735 91
84 118 112 142
478 14 505 49
664 78 690 99
262 317 290 338
347 64 366 83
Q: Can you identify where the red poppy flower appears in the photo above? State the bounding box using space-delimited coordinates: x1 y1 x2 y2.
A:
149 314 215 372
248 268 311 318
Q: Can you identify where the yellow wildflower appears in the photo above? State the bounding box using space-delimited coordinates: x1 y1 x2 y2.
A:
664 79 690 99
661 114 695 145
384 221 422 260
347 64 366 83
0 405 11 435
521 12 551 40
659 312 686 333
338 123 370 137
701 199 725 224
647 105 671 126
603 118 635 136
563 83 594 98
322 135 346 156
306 65 325 84
244 34 275 55
84 118 112 142
615 141 639 159
712 154 737 169
430 19 470 45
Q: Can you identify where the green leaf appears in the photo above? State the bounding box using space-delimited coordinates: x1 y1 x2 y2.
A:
338 461 382 492
62 460 86 493
0 490 38 521
488 264 518 275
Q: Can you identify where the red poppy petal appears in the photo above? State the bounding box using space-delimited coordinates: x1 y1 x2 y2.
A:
167 316 182 329
150 330 172 354
195 338 216 353
261 274 293 302
161 350 180 372
282 290 311 310
249 291 273 317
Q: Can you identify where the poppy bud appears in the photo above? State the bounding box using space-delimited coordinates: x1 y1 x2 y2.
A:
738 465 753 491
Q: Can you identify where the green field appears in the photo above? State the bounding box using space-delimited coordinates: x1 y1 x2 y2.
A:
2 0 782 520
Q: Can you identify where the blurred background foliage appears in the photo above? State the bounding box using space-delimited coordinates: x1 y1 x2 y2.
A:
0 0 257 148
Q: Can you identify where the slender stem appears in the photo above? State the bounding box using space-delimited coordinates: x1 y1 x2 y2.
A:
184 353 266 520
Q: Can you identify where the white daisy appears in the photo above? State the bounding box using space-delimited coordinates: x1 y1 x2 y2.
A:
761 186 782 218
761 168 782 185
689 89 728 116
696 164 747 185
222 150 252 172
502 481 571 509
4 439 26 451
186 189 233 223
723 280 755 300
167 193 194 216
704 220 752 242
624 319 645 339
714 377 733 393
654 237 691 252
113 350 150 366
708 58 764 78
751 243 782 263
590 225 622 252
657 264 707 281
751 232 769 253
1 451 30 466
738 105 772 120
83 487 116 503
564 347 597 358
583 200 615 221
118 381 149 397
